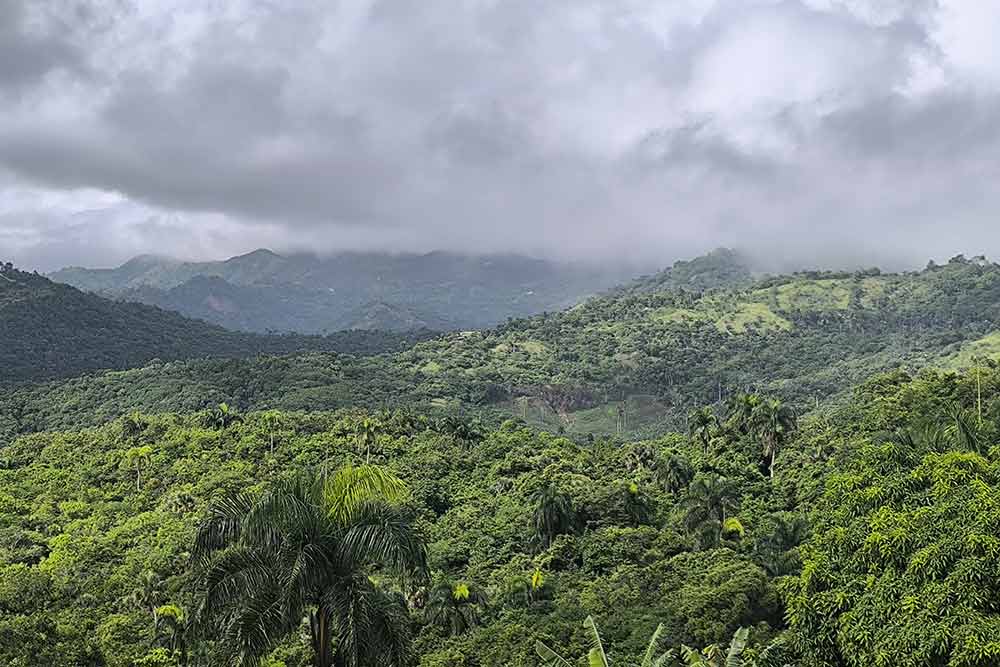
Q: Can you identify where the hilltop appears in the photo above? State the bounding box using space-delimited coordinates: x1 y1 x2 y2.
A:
0 264 433 385
50 249 644 333
7 253 1000 437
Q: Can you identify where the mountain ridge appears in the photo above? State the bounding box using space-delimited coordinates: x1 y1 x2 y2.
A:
0 264 435 385
48 249 651 333
9 252 1000 436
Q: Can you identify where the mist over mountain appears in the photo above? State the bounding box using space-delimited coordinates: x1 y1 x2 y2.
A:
10 2 1000 666
51 249 649 332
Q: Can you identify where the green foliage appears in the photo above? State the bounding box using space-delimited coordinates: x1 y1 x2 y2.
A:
0 266 433 385
0 410 797 666
191 464 426 667
786 368 1000 666
13 253 1000 438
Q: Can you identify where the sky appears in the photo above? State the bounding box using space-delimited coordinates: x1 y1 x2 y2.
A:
1 0 1000 272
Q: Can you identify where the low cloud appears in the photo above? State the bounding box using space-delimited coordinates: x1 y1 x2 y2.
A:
2 0 1000 272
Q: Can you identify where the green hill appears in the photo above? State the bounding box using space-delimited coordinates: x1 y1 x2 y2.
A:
8 253 1000 437
0 265 433 385
50 249 644 333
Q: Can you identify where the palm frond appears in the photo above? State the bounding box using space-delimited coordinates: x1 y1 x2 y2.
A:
325 464 408 524
192 493 255 564
339 502 428 580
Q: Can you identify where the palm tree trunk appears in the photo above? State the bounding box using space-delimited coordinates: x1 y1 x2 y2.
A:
310 610 333 667
768 437 776 478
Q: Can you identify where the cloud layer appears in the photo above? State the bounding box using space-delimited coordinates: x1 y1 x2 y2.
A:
2 0 999 271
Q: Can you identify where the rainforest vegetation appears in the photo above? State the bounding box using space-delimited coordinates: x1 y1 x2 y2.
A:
5 252 1000 666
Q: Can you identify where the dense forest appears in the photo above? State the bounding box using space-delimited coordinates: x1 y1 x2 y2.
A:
0 264 433 384
4 365 1000 666
7 252 1000 436
5 251 1000 666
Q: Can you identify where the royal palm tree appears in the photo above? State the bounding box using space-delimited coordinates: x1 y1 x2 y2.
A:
358 416 381 462
688 407 719 453
191 464 427 667
207 402 242 430
121 411 148 444
654 451 694 493
531 484 577 550
260 410 285 456
125 445 153 492
753 513 809 577
726 393 762 435
126 570 164 621
682 474 739 548
154 604 189 666
536 615 674 667
425 580 488 636
749 399 797 478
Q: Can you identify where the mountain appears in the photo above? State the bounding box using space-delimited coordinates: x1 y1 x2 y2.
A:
620 247 755 294
10 252 1000 437
0 264 434 385
50 249 646 332
8 252 1000 667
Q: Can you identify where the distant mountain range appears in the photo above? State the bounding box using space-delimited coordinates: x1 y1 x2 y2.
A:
0 264 433 384
50 249 646 333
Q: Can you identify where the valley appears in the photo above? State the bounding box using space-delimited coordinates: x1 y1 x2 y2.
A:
3 250 1000 667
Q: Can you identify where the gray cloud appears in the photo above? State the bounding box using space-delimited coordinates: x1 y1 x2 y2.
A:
2 0 1000 272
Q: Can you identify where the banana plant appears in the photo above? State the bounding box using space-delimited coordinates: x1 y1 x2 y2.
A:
536 615 675 667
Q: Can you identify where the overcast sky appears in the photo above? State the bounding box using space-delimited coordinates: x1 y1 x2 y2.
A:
2 0 999 272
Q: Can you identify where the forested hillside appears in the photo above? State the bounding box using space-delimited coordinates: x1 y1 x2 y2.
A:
50 249 643 333
0 264 433 384
9 253 1000 437
4 363 1000 666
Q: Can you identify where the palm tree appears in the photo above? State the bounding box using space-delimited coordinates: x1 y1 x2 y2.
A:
682 474 739 548
753 514 809 576
125 445 153 492
154 604 189 666
191 464 427 667
121 411 148 444
126 570 164 621
358 416 381 462
654 451 694 493
531 484 577 550
260 410 285 456
447 418 486 448
536 615 674 667
207 402 242 430
748 399 796 478
425 580 488 636
688 407 718 453
726 393 762 434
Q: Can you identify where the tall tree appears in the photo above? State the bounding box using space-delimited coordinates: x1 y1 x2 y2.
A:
425 580 488 636
655 451 695 493
531 483 577 550
682 474 739 548
688 406 719 453
748 399 797 478
191 464 427 667
726 393 762 435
